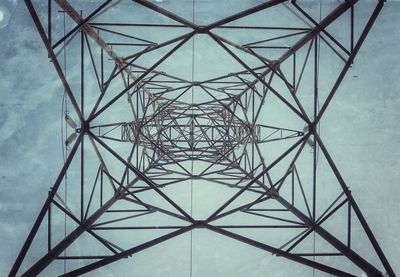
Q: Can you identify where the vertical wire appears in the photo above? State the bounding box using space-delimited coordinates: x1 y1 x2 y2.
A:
190 1 195 276
62 11 68 273
317 1 321 162
312 2 322 276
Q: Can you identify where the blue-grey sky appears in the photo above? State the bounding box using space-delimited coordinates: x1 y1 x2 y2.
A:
0 0 399 276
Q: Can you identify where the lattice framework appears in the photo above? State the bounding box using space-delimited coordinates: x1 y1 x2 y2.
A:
10 1 395 276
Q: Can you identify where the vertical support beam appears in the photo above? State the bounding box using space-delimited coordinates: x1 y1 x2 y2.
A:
351 5 354 52
291 167 295 205
101 48 104 88
347 194 351 248
250 88 255 174
293 52 296 89
48 0 51 46
80 14 85 222
313 38 318 222
100 166 103 206
47 191 52 253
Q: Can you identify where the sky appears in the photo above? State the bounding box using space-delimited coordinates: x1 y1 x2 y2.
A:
0 0 399 276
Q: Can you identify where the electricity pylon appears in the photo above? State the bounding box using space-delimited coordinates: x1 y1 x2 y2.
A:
10 0 395 276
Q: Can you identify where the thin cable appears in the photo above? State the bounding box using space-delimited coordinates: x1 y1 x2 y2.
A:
316 0 322 166
312 2 322 276
62 11 68 274
189 1 195 276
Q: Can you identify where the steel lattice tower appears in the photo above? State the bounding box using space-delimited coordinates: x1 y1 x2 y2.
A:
10 0 395 276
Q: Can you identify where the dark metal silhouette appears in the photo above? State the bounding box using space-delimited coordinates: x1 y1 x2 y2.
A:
10 0 394 276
